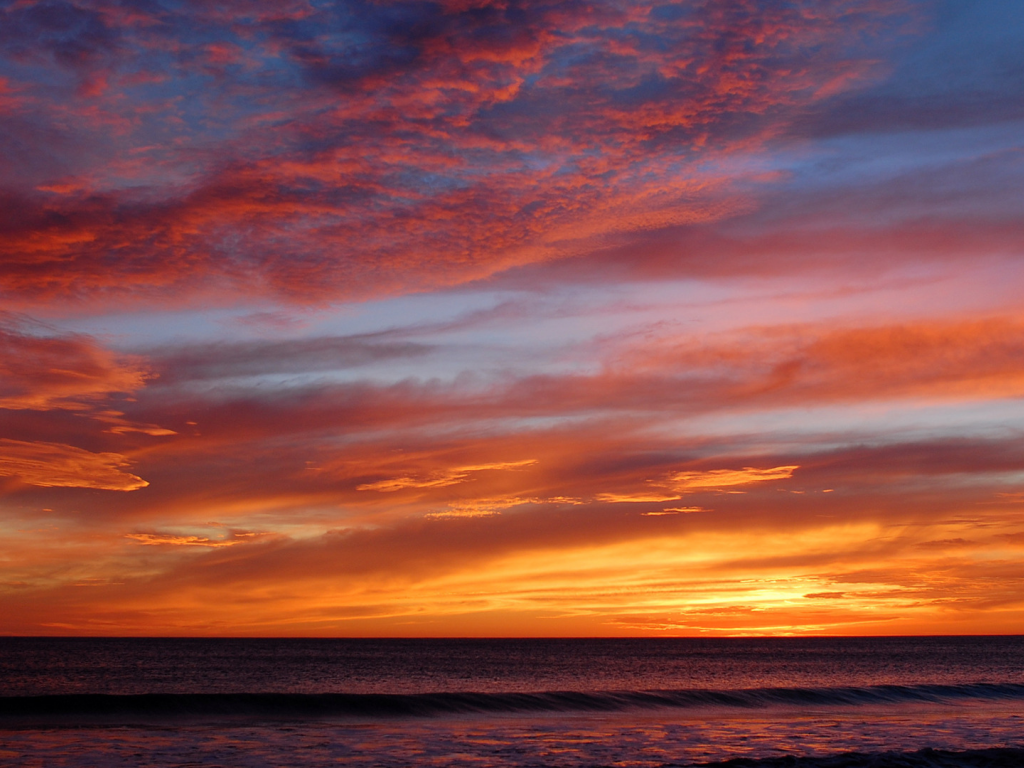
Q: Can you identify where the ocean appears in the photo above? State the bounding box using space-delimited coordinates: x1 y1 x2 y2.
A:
0 637 1022 767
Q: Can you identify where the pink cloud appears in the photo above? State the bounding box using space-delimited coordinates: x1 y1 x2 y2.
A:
0 0 916 307
0 314 149 411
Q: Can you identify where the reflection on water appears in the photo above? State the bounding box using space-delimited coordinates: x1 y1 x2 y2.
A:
2 702 1022 767
3 636 1023 696
3 638 1021 766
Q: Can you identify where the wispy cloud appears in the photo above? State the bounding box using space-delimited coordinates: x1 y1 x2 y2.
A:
125 533 237 548
0 314 149 411
0 438 147 491
357 461 537 493
667 466 798 491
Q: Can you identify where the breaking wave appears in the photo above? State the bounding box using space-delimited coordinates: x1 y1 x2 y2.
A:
2 682 1023 723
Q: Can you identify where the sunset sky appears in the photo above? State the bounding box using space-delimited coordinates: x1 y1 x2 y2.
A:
2 0 1024 636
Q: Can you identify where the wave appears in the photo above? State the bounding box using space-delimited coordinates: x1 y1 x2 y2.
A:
698 748 1024 768
2 683 1023 723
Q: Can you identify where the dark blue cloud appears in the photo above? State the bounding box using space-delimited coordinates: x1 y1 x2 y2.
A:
791 0 1024 137
0 0 120 72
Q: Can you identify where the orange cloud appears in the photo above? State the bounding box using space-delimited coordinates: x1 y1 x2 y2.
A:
0 439 148 491
667 466 799 491
6 502 1024 636
357 460 537 493
0 315 149 411
425 507 505 520
748 317 1024 404
610 315 1024 411
597 468 797 505
644 507 707 516
596 492 682 503
125 533 238 548
425 494 572 519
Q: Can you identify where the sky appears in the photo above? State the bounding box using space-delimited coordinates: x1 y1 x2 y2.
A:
1 0 1023 637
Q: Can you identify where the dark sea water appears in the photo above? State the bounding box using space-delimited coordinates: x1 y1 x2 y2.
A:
0 637 1022 767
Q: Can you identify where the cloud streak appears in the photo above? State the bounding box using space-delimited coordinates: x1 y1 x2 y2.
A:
0 438 147 491
0 313 149 411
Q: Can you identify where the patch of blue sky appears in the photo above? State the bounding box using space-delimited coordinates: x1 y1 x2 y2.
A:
313 282 659 343
684 150 791 188
394 169 471 195
655 398 1024 450
782 1 1024 144
110 60 300 148
783 120 1024 191
511 151 558 174
48 306 279 348
41 288 518 349
310 291 520 338
155 338 596 393
647 3 693 23
900 0 1024 96
771 260 1015 320
399 271 966 359
606 71 674 108
0 54 69 90
48 249 1022 364
580 268 981 335
406 283 713 349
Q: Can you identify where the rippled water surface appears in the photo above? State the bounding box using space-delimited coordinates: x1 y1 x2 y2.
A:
1 637 1022 767
4 636 1024 695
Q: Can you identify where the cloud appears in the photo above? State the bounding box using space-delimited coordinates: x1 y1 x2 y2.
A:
666 466 798 491
124 529 268 548
643 507 706 516
122 316 1024 453
0 313 149 411
596 492 682 503
6 499 1024 635
124 533 238 548
0 438 147 491
596 466 796 505
356 475 466 493
424 495 577 519
149 335 432 384
0 0 916 306
605 315 1024 411
25 303 1020 531
357 460 537 493
788 1 1024 138
0 1 121 86
3 393 1024 634
803 592 846 599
